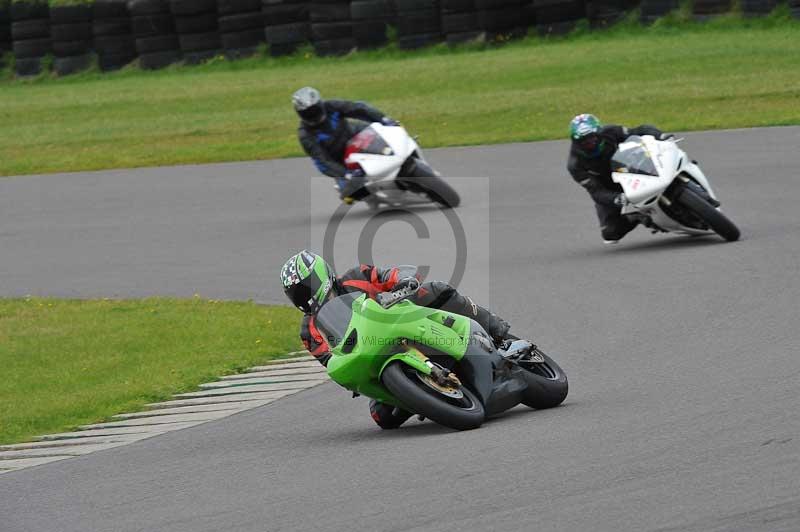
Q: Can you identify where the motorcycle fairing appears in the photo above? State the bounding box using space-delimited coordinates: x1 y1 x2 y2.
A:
344 123 418 179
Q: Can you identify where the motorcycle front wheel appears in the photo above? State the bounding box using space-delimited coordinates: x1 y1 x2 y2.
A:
381 361 484 430
678 187 740 241
399 159 461 208
515 351 569 410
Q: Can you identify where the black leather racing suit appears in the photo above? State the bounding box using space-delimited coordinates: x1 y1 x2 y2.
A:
300 264 511 429
297 100 387 178
567 124 664 241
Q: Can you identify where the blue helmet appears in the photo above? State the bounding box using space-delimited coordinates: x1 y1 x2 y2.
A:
569 114 605 158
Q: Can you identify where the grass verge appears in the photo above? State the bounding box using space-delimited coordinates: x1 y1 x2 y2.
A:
0 297 302 445
0 11 799 176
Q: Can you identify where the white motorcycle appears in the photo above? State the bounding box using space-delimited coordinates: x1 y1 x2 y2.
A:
342 122 460 209
611 135 740 241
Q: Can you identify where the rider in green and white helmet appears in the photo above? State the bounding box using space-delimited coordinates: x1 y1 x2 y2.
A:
279 250 512 429
567 113 671 244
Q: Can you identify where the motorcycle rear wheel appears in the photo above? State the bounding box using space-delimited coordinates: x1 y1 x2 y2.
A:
516 351 569 410
678 187 740 241
381 361 484 430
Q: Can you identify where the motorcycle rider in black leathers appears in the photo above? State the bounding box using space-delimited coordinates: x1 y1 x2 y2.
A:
293 86 400 200
567 114 669 243
280 251 512 430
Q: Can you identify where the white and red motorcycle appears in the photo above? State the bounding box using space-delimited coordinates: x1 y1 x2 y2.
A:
611 135 740 241
342 123 460 209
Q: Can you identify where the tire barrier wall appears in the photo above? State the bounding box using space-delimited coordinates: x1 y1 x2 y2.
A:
5 0 798 77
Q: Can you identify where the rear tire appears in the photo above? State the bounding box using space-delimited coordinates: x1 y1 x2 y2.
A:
678 186 740 242
381 362 484 430
402 158 461 208
516 351 569 410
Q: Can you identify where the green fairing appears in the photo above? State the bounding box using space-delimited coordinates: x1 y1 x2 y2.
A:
325 294 471 407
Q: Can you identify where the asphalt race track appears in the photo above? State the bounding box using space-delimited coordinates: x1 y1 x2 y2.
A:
1 127 799 532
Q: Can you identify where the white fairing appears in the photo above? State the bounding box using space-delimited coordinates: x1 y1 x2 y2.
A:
612 135 720 236
344 123 438 208
345 123 419 179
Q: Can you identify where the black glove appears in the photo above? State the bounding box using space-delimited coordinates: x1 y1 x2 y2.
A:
613 193 628 207
659 133 675 141
381 116 400 127
392 276 420 293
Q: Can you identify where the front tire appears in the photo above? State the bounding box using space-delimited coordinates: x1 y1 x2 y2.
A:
401 159 461 208
516 351 569 410
678 187 740 241
381 362 484 430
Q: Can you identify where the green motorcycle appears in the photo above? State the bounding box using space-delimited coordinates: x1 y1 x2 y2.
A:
314 287 568 431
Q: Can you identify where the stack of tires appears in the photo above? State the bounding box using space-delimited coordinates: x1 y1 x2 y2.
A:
533 0 585 35
350 0 391 50
475 0 525 42
395 0 441 50
586 0 629 28
218 0 264 58
639 0 678 23
791 0 800 18
1 2 11 63
263 0 310 56
11 0 50 76
740 0 777 16
441 0 480 45
170 0 221 64
691 0 731 20
50 3 93 76
309 0 353 56
93 0 136 71
129 0 181 69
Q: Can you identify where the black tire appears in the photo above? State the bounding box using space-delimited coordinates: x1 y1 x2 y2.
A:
265 22 309 44
13 38 51 58
309 2 349 21
128 0 171 16
264 3 310 24
353 22 387 47
179 31 221 52
477 6 521 30
50 4 91 23
52 22 93 42
397 31 441 48
98 51 137 70
268 41 300 55
94 1 130 19
93 18 133 36
516 351 569 410
94 35 136 54
397 9 441 34
132 14 174 36
441 0 475 12
677 186 740 242
395 0 438 11
446 29 483 44
14 56 44 76
221 28 264 48
219 0 262 14
401 158 460 208
53 38 92 56
183 48 220 64
474 0 518 7
219 12 264 32
381 362 485 431
136 33 179 53
53 53 93 76
224 44 260 58
11 19 50 40
10 2 49 21
169 0 217 16
442 11 477 32
139 48 182 68
312 36 355 55
311 21 351 40
351 0 391 19
174 13 219 34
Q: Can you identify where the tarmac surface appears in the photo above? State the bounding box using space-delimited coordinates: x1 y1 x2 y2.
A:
1 127 799 532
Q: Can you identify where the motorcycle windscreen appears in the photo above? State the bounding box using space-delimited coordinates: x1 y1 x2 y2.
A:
611 137 667 204
344 126 393 167
315 293 359 349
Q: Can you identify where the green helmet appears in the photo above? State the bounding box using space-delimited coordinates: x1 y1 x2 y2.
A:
569 114 605 158
280 251 336 314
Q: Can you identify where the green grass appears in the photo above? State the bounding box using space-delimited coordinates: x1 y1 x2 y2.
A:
0 297 303 445
1 11 799 175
